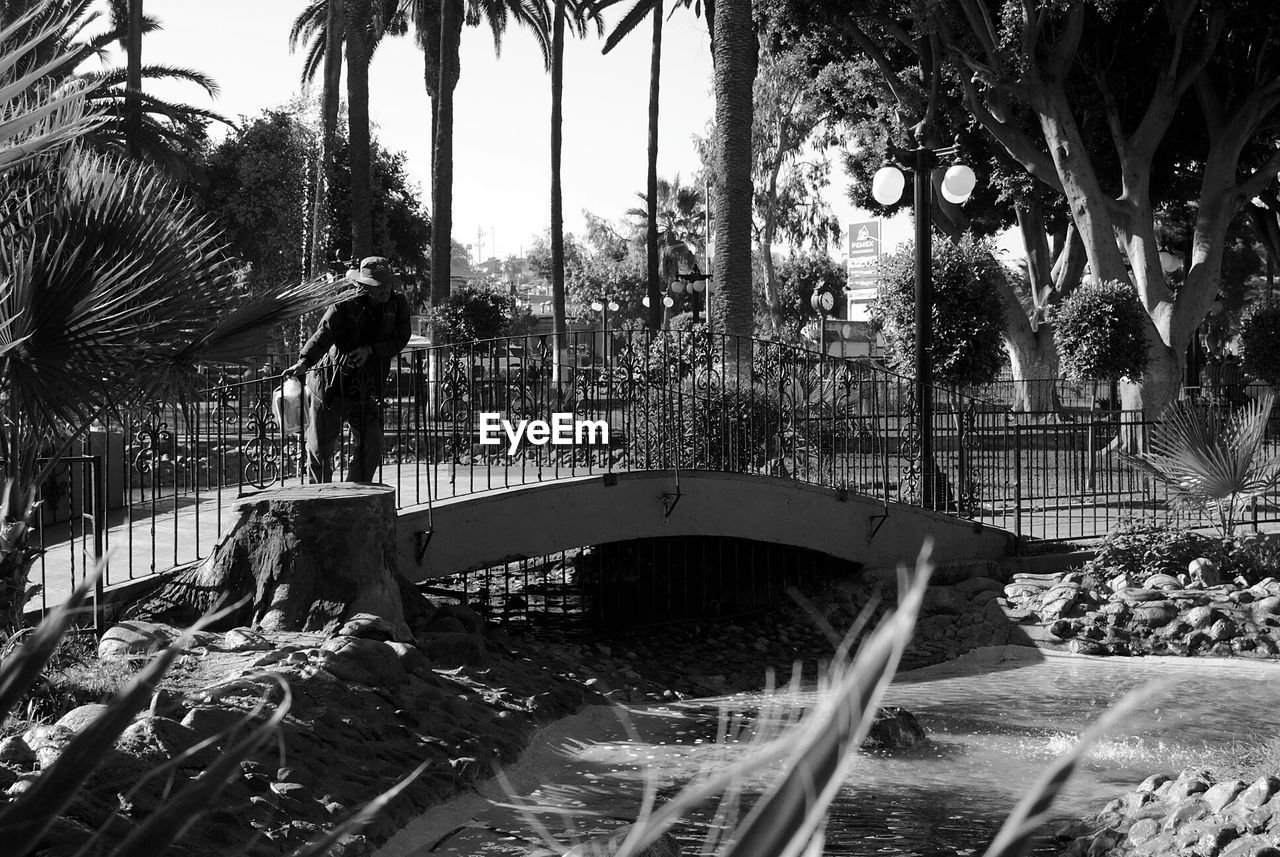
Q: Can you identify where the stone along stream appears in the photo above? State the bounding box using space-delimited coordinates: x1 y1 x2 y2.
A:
386 649 1280 856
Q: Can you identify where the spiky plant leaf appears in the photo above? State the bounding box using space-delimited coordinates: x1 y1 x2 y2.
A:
1124 392 1280 533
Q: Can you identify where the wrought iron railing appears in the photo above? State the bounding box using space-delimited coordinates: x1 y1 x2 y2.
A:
27 329 1280 611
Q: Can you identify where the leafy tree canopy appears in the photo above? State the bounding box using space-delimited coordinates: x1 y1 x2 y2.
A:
198 105 430 308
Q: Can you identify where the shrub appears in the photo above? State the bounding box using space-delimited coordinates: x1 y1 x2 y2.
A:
871 234 1006 389
1241 303 1280 387
425 285 522 344
628 380 786 474
1053 278 1150 383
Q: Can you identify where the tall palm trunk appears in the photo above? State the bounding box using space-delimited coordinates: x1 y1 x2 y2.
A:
550 0 567 352
644 0 663 331
310 0 345 278
710 0 754 340
345 0 373 260
430 0 462 307
125 0 142 159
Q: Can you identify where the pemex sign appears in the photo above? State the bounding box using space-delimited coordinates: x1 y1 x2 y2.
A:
846 219 881 295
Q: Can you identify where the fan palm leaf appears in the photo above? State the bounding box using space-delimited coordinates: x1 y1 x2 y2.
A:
1123 392 1280 534
0 3 103 172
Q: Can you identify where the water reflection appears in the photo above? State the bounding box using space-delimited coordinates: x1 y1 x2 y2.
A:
424 653 1280 856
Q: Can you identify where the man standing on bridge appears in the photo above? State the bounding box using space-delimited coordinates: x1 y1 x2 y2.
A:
287 256 411 484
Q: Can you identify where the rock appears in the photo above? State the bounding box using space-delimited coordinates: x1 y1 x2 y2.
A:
565 824 681 857
182 706 257 737
1067 639 1106 655
1209 617 1240 643
1237 776 1280 809
1146 574 1182 590
336 613 403 642
54 703 111 734
1189 558 1221 587
1185 605 1220 630
223 627 272 652
1126 817 1161 844
1112 587 1167 604
1038 586 1080 621
1221 836 1280 857
98 620 178 660
1048 619 1077 639
0 735 35 766
1003 582 1045 600
22 724 75 768
117 716 217 768
319 636 407 687
922 587 967 615
1136 774 1172 794
1202 779 1246 812
1131 600 1179 628
1167 770 1213 801
1252 595 1280 619
862 706 927 751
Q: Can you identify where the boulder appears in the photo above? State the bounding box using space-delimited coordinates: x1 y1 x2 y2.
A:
1131 600 1179 628
385 641 433 679
417 632 488 667
1184 605 1220 631
1188 558 1221 587
116 716 217 769
0 735 35 767
1252 595 1280 619
1038 585 1080 621
97 620 178 660
1146 574 1182 590
318 636 407 687
1112 587 1167 604
336 613 407 642
862 706 928 751
1209 617 1240 643
222 627 272 652
922 587 968 615
54 703 110 734
1201 778 1246 812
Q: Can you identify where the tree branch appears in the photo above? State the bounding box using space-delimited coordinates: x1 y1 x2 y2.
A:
838 18 918 119
956 72 1064 194
1129 1 1223 159
1235 146 1280 201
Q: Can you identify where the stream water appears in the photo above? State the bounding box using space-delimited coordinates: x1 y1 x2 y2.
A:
400 648 1280 856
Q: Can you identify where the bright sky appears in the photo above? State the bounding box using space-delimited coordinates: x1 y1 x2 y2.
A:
96 2 1015 269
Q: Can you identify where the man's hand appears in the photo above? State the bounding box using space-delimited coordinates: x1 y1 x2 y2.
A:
349 345 373 367
285 360 307 378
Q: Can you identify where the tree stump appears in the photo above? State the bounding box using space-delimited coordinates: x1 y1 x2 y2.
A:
132 483 430 637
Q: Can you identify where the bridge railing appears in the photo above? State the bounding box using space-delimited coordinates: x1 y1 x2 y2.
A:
30 328 1280 608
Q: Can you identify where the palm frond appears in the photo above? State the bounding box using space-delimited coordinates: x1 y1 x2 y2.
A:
602 0 653 54
83 63 222 98
1124 393 1280 533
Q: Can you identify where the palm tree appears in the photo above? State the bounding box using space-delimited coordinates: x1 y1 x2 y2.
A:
709 0 754 339
289 0 402 265
0 148 351 633
626 175 705 282
396 0 551 308
548 0 602 356
598 0 710 329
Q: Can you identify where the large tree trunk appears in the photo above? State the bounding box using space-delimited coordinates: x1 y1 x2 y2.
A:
345 0 373 260
310 0 345 278
645 0 663 331
710 0 756 340
1005 329 1061 414
430 0 463 307
550 0 568 354
132 484 431 639
125 0 143 160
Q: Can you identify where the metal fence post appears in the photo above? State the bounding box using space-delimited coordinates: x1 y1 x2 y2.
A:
1013 424 1023 554
91 454 105 633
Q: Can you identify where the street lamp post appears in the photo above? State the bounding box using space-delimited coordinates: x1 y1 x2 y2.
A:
872 142 975 504
673 272 712 327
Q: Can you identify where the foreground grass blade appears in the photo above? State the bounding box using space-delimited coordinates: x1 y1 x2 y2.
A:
0 600 244 855
286 761 431 857
604 546 932 857
981 680 1169 857
106 677 294 857
0 563 98 722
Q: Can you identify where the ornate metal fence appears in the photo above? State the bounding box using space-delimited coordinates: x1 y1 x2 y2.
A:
29 329 1280 612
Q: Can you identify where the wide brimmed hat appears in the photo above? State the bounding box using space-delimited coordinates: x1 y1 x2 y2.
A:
349 256 396 287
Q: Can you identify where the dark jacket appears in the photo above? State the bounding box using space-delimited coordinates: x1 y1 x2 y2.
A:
299 292 411 399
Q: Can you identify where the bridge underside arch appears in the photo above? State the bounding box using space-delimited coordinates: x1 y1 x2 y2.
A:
397 471 1011 579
